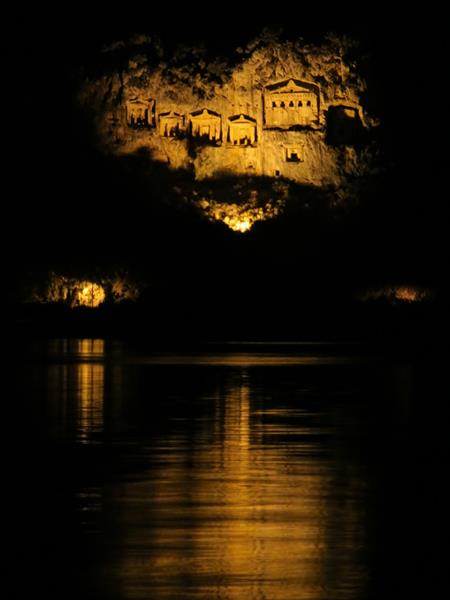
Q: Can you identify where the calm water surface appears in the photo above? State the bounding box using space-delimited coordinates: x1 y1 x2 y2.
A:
11 340 448 599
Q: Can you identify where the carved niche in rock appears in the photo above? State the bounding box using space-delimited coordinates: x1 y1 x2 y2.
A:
159 111 184 137
189 109 221 142
264 79 319 128
285 146 303 162
228 114 257 145
326 105 363 145
126 98 154 128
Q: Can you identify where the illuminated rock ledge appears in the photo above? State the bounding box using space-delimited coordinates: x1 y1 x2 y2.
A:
80 31 378 231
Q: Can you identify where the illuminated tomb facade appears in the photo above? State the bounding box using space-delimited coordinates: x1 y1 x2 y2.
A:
189 109 222 142
228 114 257 145
88 37 374 191
110 74 367 186
159 111 184 137
126 98 155 128
263 79 319 128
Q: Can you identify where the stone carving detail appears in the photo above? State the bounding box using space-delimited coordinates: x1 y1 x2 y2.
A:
189 109 221 141
159 111 184 137
88 39 371 192
228 114 257 145
285 146 302 162
264 79 319 128
126 98 154 128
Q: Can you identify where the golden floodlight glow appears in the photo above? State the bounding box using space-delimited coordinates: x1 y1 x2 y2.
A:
199 199 283 232
234 219 251 233
76 282 106 308
393 286 420 302
358 285 432 304
30 272 140 307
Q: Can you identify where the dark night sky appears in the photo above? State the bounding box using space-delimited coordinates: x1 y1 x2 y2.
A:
4 6 448 307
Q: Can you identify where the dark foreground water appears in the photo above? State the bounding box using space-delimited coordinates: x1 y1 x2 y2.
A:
10 340 448 599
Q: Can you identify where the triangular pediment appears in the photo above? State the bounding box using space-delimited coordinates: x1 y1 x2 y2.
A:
127 98 151 106
266 79 317 94
229 114 256 124
190 108 221 119
159 111 183 118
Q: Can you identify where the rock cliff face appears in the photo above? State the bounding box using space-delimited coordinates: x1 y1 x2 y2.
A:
80 32 378 230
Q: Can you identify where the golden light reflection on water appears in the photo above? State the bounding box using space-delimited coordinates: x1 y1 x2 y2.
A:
47 338 105 359
22 343 424 599
47 339 105 442
135 353 362 366
75 362 104 443
75 338 105 356
116 371 367 599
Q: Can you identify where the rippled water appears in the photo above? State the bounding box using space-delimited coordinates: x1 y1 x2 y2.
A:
10 339 448 599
